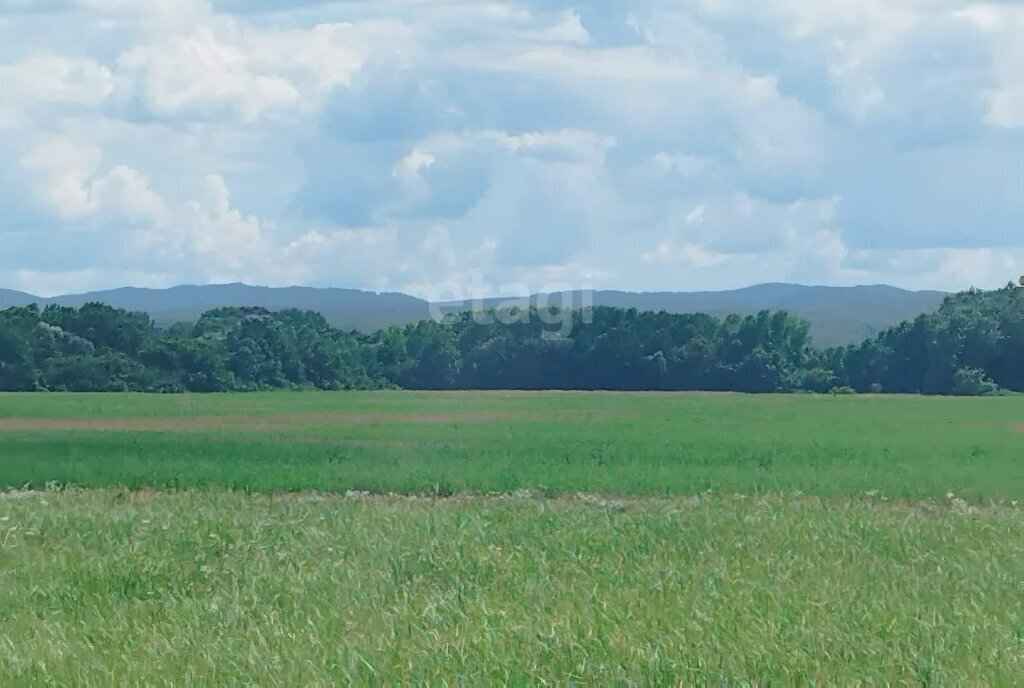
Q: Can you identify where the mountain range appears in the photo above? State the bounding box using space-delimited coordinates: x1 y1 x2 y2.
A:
0 282 947 347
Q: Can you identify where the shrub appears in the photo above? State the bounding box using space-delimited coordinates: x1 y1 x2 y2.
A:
802 368 837 394
952 368 998 396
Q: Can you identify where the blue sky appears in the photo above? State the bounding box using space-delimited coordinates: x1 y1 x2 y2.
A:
2 0 1023 297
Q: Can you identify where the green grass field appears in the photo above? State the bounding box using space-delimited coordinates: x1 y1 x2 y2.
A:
1 392 1023 683
2 391 1024 498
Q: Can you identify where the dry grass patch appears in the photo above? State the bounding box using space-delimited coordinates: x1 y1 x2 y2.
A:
0 410 632 432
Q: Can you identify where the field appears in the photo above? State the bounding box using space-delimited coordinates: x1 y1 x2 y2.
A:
2 391 1023 683
3 391 1024 498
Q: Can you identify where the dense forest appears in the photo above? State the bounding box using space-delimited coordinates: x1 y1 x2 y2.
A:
0 284 1021 395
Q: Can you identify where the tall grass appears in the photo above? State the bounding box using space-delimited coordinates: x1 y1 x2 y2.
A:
1 489 1021 684
2 393 1022 682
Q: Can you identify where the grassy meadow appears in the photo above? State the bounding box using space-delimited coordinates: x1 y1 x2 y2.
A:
2 391 1024 498
1 391 1023 682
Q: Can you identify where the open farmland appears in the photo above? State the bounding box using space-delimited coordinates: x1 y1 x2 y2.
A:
1 391 1023 683
2 391 1024 498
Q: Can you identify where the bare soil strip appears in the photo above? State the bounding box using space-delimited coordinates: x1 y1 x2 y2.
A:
0 410 637 432
4 486 1018 515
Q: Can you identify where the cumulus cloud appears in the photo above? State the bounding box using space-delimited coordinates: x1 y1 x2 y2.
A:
642 241 730 268
76 0 212 30
640 194 849 283
957 4 1024 128
651 153 712 177
0 55 114 107
20 139 273 280
17 133 434 290
398 128 615 175
2 0 1024 295
115 19 413 121
523 9 591 45
20 138 165 222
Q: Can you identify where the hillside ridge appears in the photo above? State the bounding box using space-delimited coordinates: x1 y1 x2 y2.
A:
0 282 947 346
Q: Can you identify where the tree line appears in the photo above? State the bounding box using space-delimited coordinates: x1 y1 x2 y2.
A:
0 284 1020 394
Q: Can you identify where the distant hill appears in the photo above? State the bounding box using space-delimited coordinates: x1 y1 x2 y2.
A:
440 283 948 347
0 282 946 346
0 288 43 310
1 284 432 333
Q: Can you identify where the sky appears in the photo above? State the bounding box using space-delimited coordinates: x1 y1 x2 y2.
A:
1 0 1023 299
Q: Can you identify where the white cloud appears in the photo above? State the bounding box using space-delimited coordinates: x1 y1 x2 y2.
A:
19 135 169 223
493 262 616 295
281 228 400 290
932 246 1019 287
283 227 397 265
20 138 103 218
450 30 826 170
17 132 410 288
989 89 1024 129
835 245 1023 291
394 149 436 183
0 55 114 107
1 0 1023 297
458 42 696 86
639 195 854 283
499 129 616 163
640 229 860 287
652 152 711 177
642 240 730 268
4 268 174 298
172 175 268 269
685 205 705 225
90 166 168 224
420 225 458 273
76 0 211 30
666 194 841 255
116 20 411 121
690 0 946 121
20 138 164 223
526 10 591 45
957 4 1024 128
403 128 616 165
20 139 271 278
117 27 301 121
